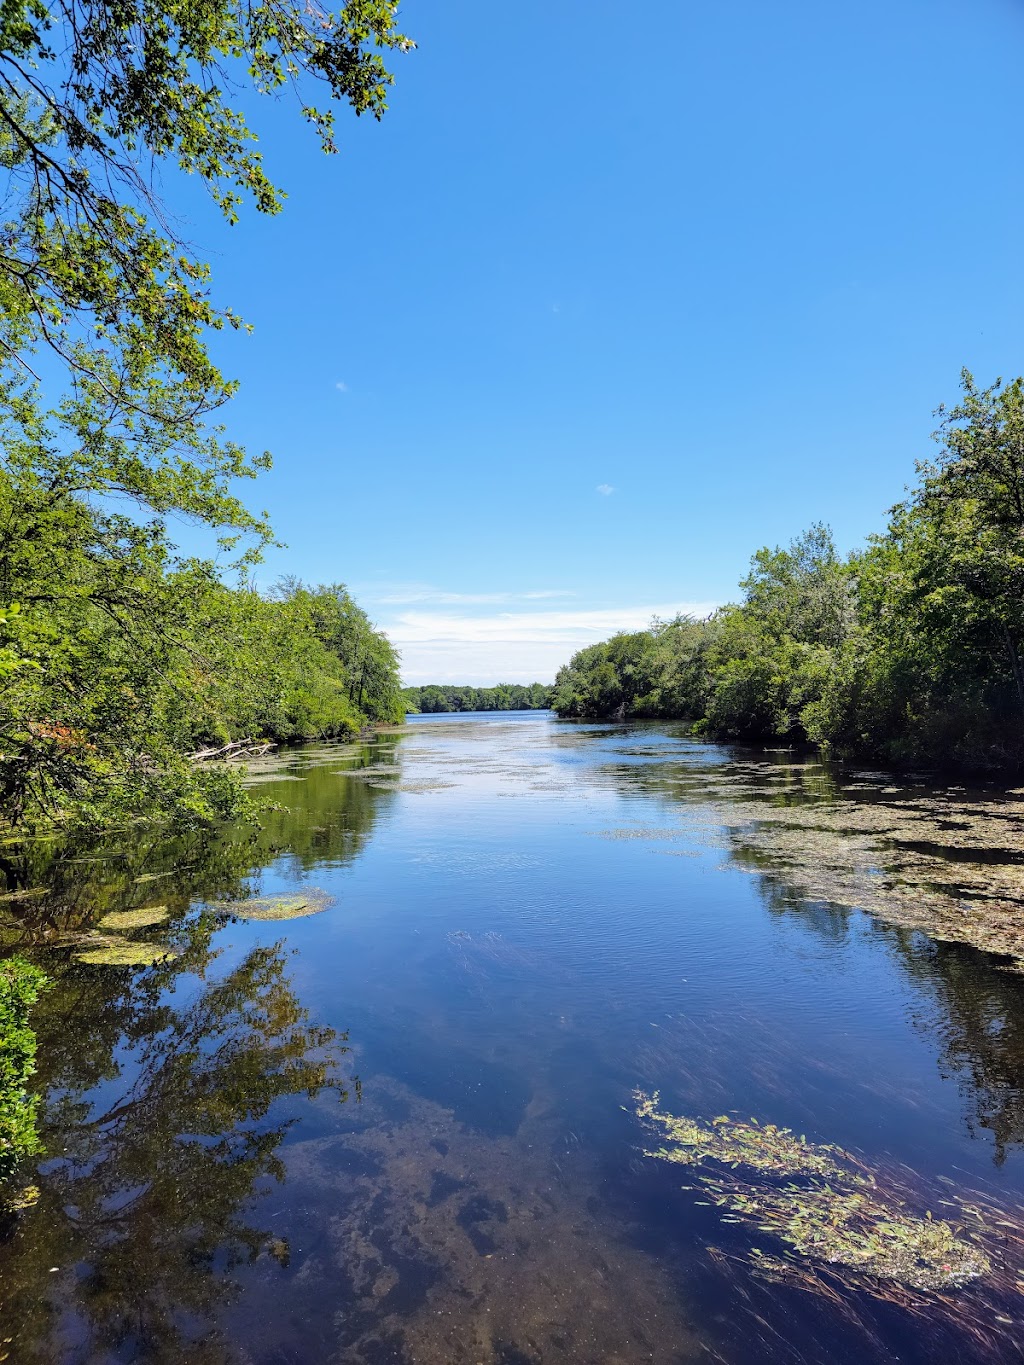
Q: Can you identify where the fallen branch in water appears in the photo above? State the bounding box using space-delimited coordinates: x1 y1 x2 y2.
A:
188 738 276 763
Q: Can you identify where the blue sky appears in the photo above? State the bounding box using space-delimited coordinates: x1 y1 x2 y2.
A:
171 0 1024 683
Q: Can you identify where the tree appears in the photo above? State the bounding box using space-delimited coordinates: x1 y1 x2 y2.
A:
0 0 412 421
740 523 854 651
0 3 413 827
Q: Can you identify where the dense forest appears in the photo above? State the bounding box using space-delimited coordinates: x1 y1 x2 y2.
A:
553 372 1024 773
403 683 552 713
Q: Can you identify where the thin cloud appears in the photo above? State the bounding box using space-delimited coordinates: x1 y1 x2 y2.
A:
390 601 719 685
596 483 615 496
335 381 349 392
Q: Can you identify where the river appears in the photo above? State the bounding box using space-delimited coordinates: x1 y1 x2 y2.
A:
2 711 1024 1363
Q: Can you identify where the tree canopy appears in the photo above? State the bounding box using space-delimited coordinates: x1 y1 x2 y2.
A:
0 0 411 418
552 373 1024 773
0 0 411 829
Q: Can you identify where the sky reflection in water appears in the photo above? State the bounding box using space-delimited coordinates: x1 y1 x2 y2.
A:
3 713 1024 1363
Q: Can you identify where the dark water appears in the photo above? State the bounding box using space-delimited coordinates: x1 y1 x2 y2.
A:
3 712 1024 1363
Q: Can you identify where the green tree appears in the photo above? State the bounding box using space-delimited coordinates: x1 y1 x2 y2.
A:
0 0 412 828
0 0 412 422
0 956 46 1182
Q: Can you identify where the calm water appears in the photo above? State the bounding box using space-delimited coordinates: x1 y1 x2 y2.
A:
3 712 1024 1363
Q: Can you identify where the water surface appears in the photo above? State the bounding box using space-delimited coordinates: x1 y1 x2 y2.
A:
3 712 1024 1363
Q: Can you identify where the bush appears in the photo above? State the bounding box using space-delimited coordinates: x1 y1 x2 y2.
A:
0 957 47 1183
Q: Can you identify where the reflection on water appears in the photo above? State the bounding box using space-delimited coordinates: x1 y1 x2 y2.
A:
0 911 355 1363
3 716 1024 1361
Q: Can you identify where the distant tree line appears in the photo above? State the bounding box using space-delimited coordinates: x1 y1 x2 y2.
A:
553 372 1024 772
403 683 553 714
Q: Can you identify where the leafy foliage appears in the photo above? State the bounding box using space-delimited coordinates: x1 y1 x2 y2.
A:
0 956 46 1181
0 0 411 421
553 373 1024 772
0 377 403 829
0 0 410 830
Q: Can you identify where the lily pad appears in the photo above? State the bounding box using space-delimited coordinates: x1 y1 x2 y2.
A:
75 938 175 966
98 906 170 931
210 888 333 921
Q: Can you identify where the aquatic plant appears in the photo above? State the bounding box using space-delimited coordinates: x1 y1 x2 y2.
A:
75 939 176 966
634 1092 860 1181
97 906 170 931
634 1093 991 1293
209 889 333 921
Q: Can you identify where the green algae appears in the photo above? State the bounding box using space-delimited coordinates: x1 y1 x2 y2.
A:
210 888 333 921
634 1092 991 1293
98 906 170 931
75 938 175 966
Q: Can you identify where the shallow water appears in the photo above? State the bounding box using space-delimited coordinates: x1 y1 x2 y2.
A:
3 712 1024 1362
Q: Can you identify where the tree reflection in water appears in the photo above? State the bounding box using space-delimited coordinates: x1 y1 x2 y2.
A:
603 736 1024 1165
719 800 1024 1164
0 914 355 1363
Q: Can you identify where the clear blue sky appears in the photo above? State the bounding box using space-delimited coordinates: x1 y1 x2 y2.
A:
173 0 1024 683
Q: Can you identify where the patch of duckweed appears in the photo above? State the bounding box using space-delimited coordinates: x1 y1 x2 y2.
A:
635 1093 991 1294
75 938 175 966
347 765 402 781
98 906 170 931
210 888 333 921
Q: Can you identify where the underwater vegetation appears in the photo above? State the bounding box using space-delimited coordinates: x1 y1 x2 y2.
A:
634 1093 996 1294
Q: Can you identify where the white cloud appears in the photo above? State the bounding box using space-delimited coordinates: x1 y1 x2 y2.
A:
335 381 349 392
388 602 719 685
596 483 615 496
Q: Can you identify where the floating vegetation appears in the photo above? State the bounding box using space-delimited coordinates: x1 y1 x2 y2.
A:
655 760 1024 970
634 1093 860 1180
209 888 333 921
634 1093 994 1295
97 906 170 931
75 938 175 966
716 1183 988 1291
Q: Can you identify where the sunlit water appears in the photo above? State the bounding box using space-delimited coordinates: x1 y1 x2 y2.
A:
3 712 1024 1362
